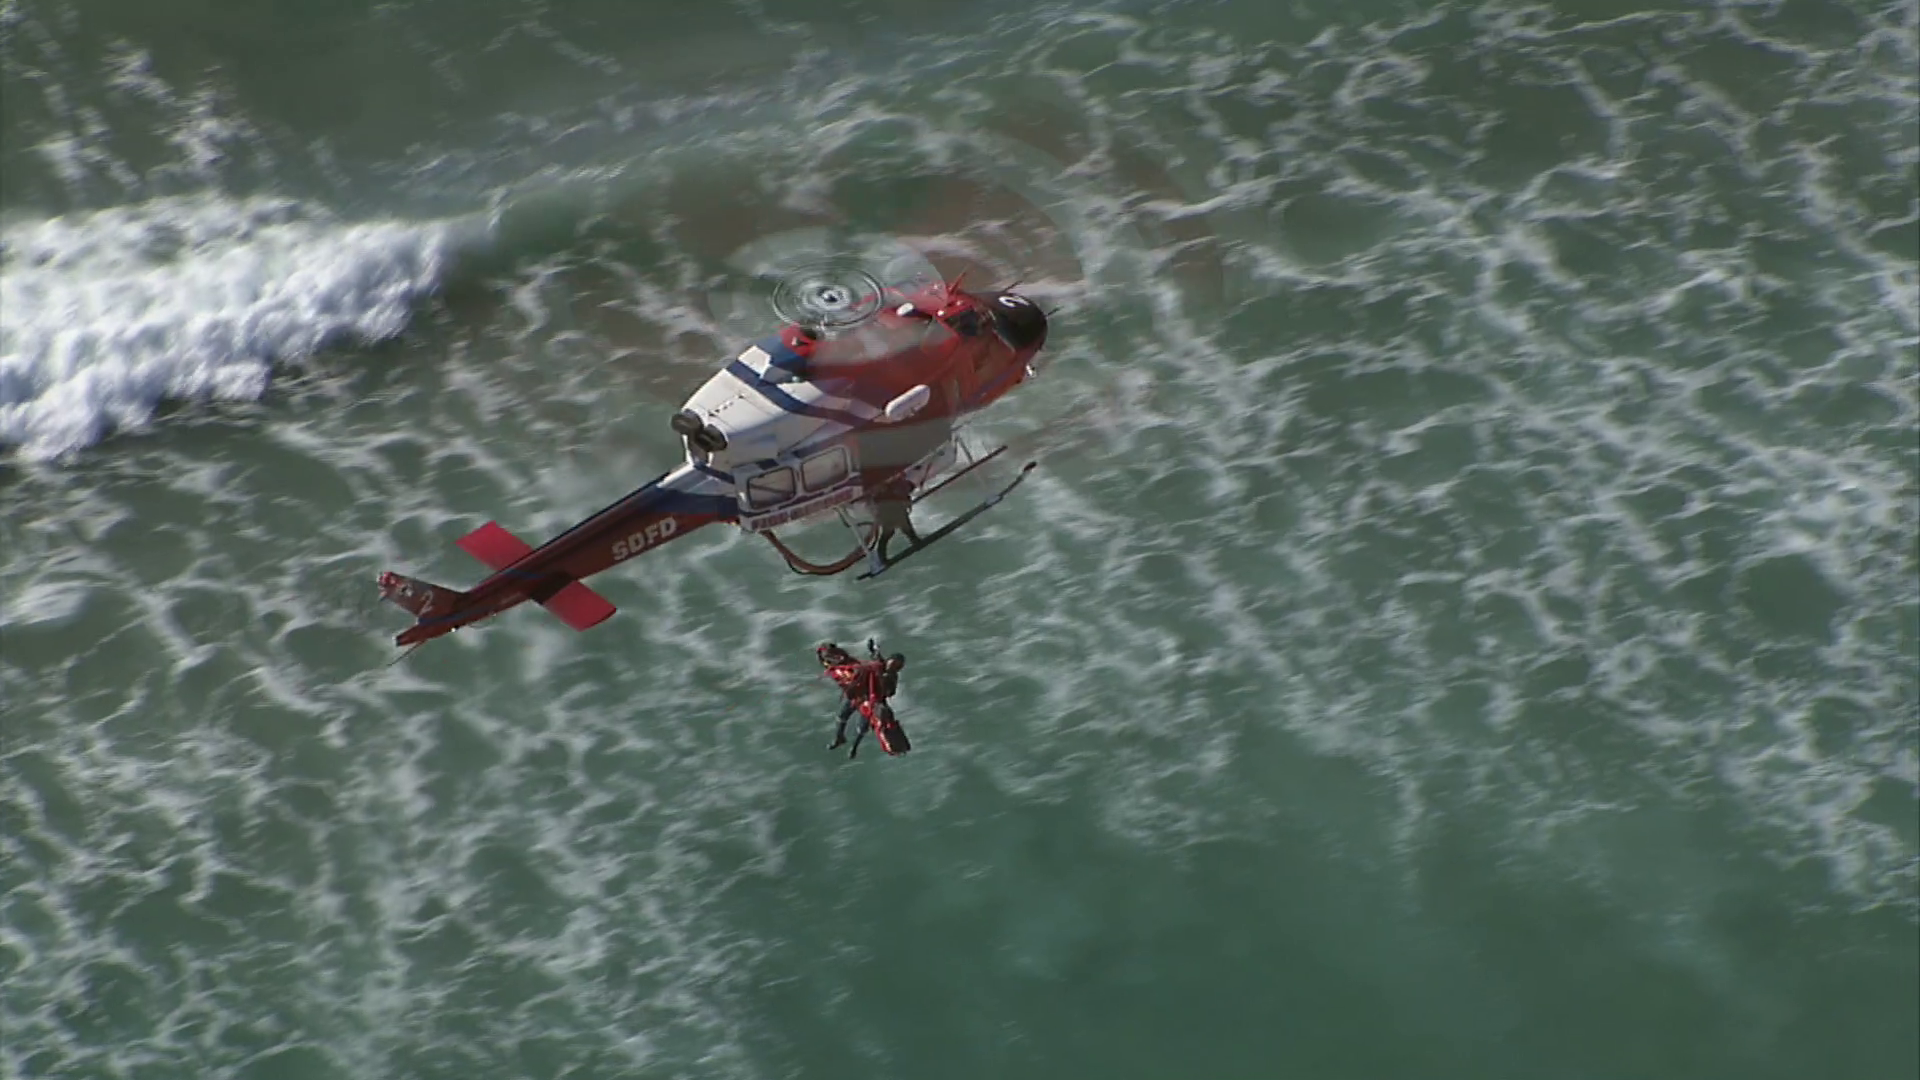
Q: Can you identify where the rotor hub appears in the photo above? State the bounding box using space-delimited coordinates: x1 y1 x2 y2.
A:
771 262 886 332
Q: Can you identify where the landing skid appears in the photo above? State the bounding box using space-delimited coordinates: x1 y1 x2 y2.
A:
856 461 1037 581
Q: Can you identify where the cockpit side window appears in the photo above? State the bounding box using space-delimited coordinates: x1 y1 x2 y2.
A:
744 467 797 508
800 446 850 492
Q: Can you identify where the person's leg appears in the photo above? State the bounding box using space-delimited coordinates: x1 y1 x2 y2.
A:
885 499 922 548
848 709 868 758
830 697 854 749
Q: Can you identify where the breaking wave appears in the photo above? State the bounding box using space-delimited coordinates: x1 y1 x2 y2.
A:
0 195 473 460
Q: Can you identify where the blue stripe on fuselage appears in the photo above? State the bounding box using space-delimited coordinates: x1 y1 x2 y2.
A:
760 337 809 378
750 336 899 408
724 359 873 429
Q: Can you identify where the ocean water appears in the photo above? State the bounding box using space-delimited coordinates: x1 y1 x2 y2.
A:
2 0 1916 1077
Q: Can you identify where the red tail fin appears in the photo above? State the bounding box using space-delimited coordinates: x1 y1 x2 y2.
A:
456 521 616 632
377 572 465 620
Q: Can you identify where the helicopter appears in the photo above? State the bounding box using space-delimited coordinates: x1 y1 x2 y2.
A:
375 273 1049 649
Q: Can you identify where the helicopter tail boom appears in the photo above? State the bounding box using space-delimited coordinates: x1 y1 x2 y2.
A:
455 521 618 631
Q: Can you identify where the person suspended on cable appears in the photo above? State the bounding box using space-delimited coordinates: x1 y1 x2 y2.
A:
816 640 910 758
817 641 869 750
847 641 907 758
854 651 908 757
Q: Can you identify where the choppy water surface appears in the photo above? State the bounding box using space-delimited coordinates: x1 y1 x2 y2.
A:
3 1 1916 1078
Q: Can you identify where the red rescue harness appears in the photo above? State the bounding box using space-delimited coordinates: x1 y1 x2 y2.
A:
824 660 910 756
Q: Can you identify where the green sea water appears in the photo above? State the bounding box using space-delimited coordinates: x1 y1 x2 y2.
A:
2 1 1916 1078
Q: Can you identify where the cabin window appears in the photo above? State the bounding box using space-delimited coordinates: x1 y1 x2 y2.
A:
744 467 796 509
800 447 850 492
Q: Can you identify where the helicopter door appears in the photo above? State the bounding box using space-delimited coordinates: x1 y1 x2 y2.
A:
735 445 864 534
799 444 852 492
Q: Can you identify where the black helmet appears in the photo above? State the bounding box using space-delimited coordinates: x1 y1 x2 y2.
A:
886 653 907 670
984 291 1047 352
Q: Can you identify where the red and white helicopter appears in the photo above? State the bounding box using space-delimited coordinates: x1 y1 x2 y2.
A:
376 272 1049 649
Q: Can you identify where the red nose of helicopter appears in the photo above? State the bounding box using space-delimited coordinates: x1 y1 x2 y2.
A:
980 291 1048 355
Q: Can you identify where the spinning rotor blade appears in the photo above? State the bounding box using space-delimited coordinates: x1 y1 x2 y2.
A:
698 141 1103 367
705 229 946 363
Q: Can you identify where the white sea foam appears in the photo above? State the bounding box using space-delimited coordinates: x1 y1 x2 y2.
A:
0 195 461 460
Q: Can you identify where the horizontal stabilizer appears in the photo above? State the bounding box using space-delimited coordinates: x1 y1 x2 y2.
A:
456 520 617 632
456 521 534 571
540 581 618 631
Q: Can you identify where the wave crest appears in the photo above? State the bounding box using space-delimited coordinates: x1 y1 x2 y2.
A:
0 195 459 460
